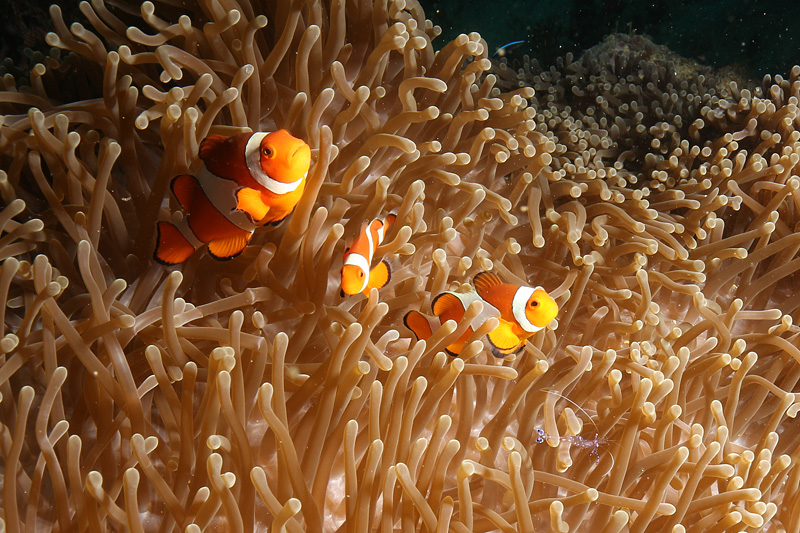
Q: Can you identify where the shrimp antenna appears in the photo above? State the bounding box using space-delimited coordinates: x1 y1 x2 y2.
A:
542 389 600 435
542 389 616 471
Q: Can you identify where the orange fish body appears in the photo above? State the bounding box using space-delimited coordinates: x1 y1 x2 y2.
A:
404 290 493 356
340 214 396 296
472 271 559 355
154 129 311 265
404 271 559 357
199 130 310 224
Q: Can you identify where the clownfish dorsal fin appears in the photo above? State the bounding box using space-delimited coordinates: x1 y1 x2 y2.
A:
207 233 251 261
198 134 229 162
473 271 503 299
198 133 255 183
486 321 523 357
171 174 200 212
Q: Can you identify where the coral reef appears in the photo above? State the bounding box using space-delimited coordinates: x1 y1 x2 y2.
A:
1 1 799 531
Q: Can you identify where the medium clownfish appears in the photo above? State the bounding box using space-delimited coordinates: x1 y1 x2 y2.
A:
404 271 559 357
404 289 495 356
340 214 396 296
153 129 311 265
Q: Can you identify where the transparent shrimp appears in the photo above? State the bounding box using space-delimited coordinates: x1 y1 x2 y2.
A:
532 390 613 466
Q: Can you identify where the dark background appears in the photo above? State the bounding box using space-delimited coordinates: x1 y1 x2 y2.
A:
3 0 800 81
416 0 800 80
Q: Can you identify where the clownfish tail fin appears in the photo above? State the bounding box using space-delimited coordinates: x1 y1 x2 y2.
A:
404 310 433 341
431 292 463 317
154 221 195 265
362 260 391 295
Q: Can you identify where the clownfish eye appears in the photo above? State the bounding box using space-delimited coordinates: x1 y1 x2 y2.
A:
529 300 539 308
358 271 364 278
262 145 274 157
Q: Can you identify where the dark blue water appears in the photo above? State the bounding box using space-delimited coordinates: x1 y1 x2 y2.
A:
417 0 800 79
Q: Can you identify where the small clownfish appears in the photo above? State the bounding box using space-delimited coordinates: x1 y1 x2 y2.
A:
153 129 311 265
341 214 396 296
404 271 559 357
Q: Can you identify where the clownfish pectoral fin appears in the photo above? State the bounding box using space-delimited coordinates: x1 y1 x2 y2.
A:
198 134 229 162
171 174 201 212
235 187 269 222
404 311 433 341
473 271 504 299
362 260 391 295
207 232 251 261
154 221 195 265
486 321 524 357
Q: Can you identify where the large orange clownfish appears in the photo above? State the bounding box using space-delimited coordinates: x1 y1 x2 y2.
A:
340 214 396 296
154 129 311 265
404 271 559 356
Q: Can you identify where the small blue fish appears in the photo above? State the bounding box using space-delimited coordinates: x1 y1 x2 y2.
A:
492 40 526 58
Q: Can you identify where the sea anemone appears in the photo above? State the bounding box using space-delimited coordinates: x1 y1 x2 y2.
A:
1 1 799 531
